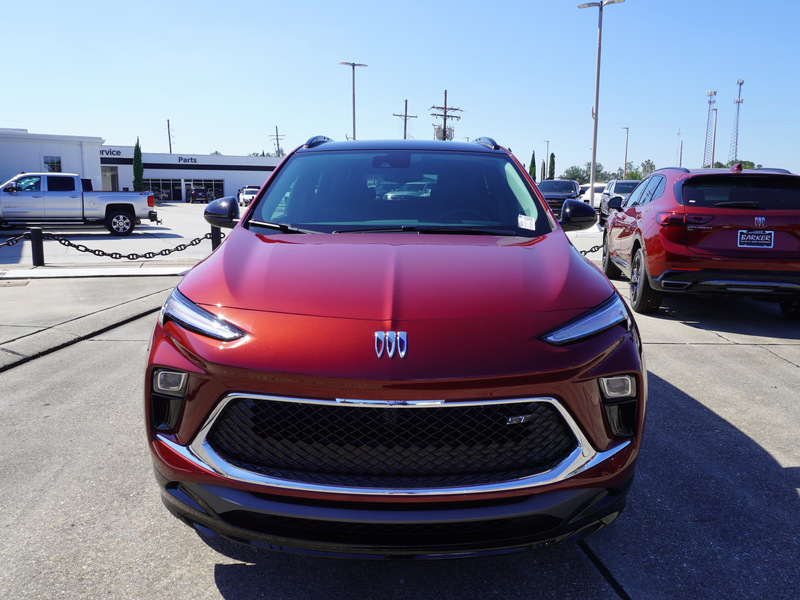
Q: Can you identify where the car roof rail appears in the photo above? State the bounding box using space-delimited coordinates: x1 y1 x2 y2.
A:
303 136 334 148
753 167 792 174
472 137 500 150
655 167 690 174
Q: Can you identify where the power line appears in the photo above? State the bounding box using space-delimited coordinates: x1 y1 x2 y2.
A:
270 125 285 156
393 100 417 139
430 90 462 141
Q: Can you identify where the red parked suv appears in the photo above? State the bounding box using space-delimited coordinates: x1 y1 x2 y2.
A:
603 165 800 318
145 137 646 558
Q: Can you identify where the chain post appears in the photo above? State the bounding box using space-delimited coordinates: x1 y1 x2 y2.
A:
210 226 222 251
30 227 45 267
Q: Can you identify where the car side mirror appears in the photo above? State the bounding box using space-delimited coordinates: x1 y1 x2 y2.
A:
4 184 18 193
204 197 240 229
560 198 597 231
608 195 624 211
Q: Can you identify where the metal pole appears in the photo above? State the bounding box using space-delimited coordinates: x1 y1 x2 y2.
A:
588 3 603 207
544 141 550 179
579 0 624 206
340 62 367 140
351 66 356 140
622 127 629 179
710 108 718 168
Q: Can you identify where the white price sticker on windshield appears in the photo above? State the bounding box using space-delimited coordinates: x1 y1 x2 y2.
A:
518 215 536 230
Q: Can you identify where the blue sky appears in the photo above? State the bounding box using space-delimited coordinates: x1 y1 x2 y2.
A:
5 0 800 175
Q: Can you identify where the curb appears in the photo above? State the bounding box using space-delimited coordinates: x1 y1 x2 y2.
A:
0 287 171 373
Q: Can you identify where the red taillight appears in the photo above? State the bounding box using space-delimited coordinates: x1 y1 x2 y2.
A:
148 194 155 207
656 213 714 227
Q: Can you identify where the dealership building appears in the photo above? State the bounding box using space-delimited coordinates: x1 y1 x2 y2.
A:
0 128 280 202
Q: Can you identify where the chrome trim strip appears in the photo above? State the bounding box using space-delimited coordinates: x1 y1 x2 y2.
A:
156 394 631 497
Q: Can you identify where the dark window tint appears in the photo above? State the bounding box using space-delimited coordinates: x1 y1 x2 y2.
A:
251 150 549 234
639 176 665 205
681 175 800 210
615 181 640 194
622 179 649 207
47 176 76 192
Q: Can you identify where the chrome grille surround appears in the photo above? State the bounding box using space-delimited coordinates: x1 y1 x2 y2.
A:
156 394 630 497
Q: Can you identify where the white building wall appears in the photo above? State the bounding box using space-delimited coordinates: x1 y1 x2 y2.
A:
101 146 280 199
0 129 104 187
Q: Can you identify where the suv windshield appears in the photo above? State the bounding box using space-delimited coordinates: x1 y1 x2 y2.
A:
681 175 800 210
248 149 550 235
538 180 576 194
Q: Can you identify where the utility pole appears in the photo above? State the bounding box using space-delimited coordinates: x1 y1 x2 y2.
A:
393 100 417 139
729 79 744 163
340 62 367 140
703 90 717 168
270 126 285 156
622 127 629 179
544 141 550 179
430 90 462 140
710 108 718 168
166 119 173 154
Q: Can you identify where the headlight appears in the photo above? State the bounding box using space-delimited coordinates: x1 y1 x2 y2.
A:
159 289 246 341
541 294 630 345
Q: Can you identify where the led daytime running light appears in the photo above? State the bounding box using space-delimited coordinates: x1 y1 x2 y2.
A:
160 289 245 341
542 295 629 345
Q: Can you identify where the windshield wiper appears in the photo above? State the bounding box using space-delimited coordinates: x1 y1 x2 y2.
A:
332 225 522 236
248 219 316 234
714 201 761 209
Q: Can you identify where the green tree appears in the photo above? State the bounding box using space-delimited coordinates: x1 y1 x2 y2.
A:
561 165 587 183
132 137 144 192
548 153 556 180
641 159 656 177
210 150 223 156
529 151 536 182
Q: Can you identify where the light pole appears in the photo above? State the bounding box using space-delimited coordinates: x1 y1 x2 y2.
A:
622 126 629 179
578 0 624 206
339 62 367 140
544 140 550 179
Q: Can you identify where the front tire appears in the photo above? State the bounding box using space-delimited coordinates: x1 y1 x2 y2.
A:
629 247 661 313
106 210 135 236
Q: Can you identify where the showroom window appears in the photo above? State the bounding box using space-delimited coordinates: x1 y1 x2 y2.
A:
43 156 62 172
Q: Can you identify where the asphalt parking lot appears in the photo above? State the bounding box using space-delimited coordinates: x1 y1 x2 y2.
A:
1 202 798 599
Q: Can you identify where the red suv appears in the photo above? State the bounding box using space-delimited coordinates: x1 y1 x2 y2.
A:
603 165 800 318
145 137 646 558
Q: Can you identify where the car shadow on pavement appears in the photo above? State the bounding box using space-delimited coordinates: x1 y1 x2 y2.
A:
586 371 800 599
611 280 800 340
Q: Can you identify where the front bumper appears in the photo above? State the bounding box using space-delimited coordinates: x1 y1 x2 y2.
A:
156 470 633 559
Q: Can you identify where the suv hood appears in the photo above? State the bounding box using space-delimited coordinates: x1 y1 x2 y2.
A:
179 227 612 323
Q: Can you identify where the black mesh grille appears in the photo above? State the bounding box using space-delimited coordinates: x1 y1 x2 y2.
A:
207 398 577 488
223 510 561 548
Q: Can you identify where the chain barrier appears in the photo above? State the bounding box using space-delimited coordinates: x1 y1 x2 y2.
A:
0 230 222 260
2 229 598 259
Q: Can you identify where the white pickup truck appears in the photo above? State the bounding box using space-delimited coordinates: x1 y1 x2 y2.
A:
0 173 159 235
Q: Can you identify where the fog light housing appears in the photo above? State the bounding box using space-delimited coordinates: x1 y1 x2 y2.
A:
599 375 637 438
151 370 188 431
154 370 188 396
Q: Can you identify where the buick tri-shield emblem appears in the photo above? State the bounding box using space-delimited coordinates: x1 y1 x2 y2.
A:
375 331 408 358
755 216 766 228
